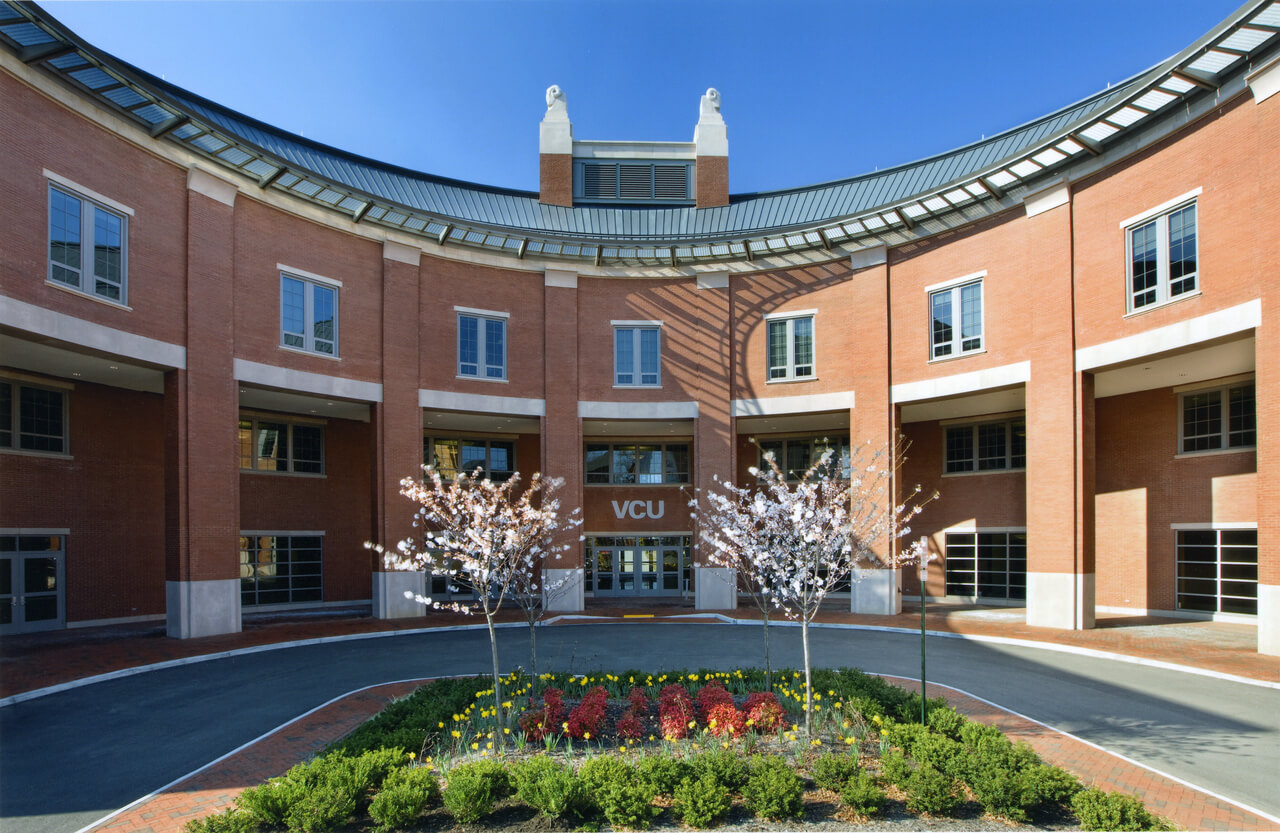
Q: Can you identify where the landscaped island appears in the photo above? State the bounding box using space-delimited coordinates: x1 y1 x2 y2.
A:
188 668 1171 832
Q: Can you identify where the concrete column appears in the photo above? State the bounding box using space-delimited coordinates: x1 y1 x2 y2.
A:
847 246 900 614
1024 187 1095 630
692 270 736 609
693 89 729 209
539 86 573 207
164 167 241 639
372 240 427 619
542 268 583 610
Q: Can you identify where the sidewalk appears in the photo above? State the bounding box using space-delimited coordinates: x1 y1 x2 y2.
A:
2 603 1276 700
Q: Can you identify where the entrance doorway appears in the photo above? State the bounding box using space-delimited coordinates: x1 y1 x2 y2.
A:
585 535 690 596
1 533 66 633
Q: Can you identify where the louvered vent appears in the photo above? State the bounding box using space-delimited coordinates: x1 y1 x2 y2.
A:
576 161 692 202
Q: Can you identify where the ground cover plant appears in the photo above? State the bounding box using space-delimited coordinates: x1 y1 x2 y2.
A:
186 668 1173 833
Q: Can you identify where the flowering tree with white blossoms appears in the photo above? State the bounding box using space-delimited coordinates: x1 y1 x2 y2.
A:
368 467 580 736
695 441 934 735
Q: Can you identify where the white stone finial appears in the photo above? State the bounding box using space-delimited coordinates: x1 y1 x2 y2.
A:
545 84 568 118
694 87 726 155
540 84 572 154
700 87 721 117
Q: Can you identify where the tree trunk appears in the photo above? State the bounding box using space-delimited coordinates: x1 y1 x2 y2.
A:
529 618 539 684
762 607 772 690
485 609 505 742
801 615 813 736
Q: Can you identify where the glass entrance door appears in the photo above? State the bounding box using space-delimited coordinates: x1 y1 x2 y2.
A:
585 535 690 597
0 534 65 633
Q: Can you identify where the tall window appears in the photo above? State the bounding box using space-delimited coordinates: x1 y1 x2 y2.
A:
930 280 983 359
614 324 661 387
585 442 690 484
0 381 67 454
945 418 1025 473
1128 201 1196 311
944 531 1026 600
239 534 323 606
426 437 515 481
48 183 128 304
281 274 338 356
457 311 507 380
1180 382 1254 453
1176 529 1256 615
757 435 850 481
238 415 324 474
766 314 815 380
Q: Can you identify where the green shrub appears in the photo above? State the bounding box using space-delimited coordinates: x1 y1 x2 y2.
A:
578 755 635 794
236 778 303 826
911 733 966 779
810 751 859 792
886 721 931 757
878 749 912 787
742 756 804 820
1022 764 1082 806
596 781 657 830
515 760 588 820
327 677 478 757
183 809 259 833
672 774 732 828
1071 787 1171 831
510 755 562 794
689 748 749 791
368 767 440 832
442 761 504 823
840 772 887 817
283 785 360 833
958 719 1004 749
903 764 960 816
635 754 691 796
925 706 967 740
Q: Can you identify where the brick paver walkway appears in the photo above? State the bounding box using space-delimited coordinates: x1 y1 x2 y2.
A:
82 673 1275 833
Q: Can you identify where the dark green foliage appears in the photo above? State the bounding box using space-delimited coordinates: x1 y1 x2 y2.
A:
596 781 658 830
513 759 588 820
368 767 440 832
441 760 508 823
840 772 887 817
886 721 931 757
672 774 732 828
1021 763 1082 806
578 755 636 794
635 754 691 796
1071 787 1173 831
689 748 749 791
326 677 479 757
925 705 967 740
958 719 1004 749
878 749 912 787
182 809 259 833
236 750 401 832
810 751 859 792
742 756 805 820
236 779 303 827
283 786 360 833
903 764 961 816
911 733 966 779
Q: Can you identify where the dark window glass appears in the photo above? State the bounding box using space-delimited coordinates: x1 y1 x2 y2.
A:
945 426 973 473
291 425 324 474
18 386 65 453
1228 385 1256 448
1176 529 1257 615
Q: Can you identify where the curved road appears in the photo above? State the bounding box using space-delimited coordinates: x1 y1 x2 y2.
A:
2 623 1277 833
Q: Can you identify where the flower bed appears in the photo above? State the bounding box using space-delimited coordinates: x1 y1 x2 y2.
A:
185 668 1173 833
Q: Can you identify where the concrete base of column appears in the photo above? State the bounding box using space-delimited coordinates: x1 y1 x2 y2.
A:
695 566 738 610
166 579 240 639
851 567 901 615
372 570 427 619
1259 584 1280 656
545 568 584 612
1026 572 1095 629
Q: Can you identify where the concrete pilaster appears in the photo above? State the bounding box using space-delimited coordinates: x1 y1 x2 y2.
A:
543 269 584 609
693 270 735 609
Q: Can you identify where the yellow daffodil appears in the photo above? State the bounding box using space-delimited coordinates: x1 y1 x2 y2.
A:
880 729 889 737
451 730 461 738
408 752 416 760
486 742 493 750
437 722 444 729
584 732 591 740
470 742 479 750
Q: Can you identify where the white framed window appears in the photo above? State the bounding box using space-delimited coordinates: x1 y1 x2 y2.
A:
1175 527 1256 615
944 417 1025 473
613 322 661 387
944 530 1027 600
1127 199 1197 312
426 436 515 481
280 274 338 356
239 533 323 606
457 309 507 380
757 435 850 481
930 279 983 359
0 380 68 454
1179 382 1254 453
48 182 128 305
238 414 324 474
585 442 690 484
765 313 815 380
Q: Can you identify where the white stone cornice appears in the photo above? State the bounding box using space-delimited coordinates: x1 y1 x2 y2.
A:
234 358 382 402
891 361 1030 404
579 400 698 420
732 390 855 417
419 388 545 416
186 165 238 206
1075 299 1261 371
0 294 186 369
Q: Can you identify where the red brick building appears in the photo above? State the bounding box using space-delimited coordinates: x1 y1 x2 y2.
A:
1 2 1276 654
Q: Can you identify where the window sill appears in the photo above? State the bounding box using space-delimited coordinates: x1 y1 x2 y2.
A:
584 482 690 488
280 345 341 361
240 469 327 479
0 447 73 460
613 384 663 390
1124 290 1201 319
47 280 131 311
455 375 508 384
1174 446 1256 460
765 376 818 385
928 348 985 365
940 468 1026 478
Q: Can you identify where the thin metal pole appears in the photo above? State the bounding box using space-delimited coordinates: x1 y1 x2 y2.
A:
920 563 928 726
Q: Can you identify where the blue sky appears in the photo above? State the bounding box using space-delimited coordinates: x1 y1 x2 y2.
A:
45 0 1241 195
